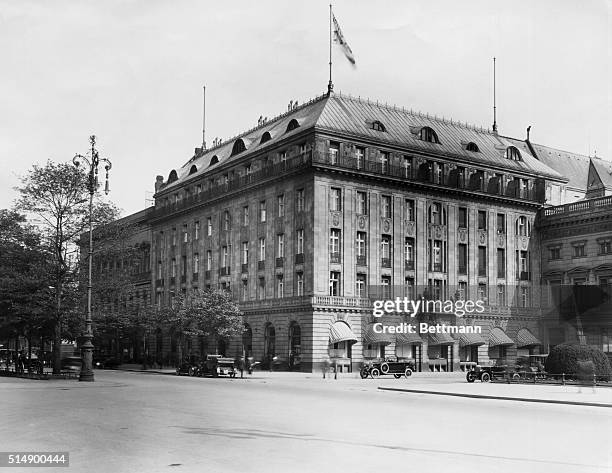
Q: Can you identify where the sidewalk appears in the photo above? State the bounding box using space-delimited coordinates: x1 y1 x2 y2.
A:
378 381 612 408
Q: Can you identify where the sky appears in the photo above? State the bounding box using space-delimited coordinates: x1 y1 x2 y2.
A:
0 0 610 217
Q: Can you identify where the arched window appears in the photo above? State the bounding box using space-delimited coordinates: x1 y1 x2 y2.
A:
371 120 386 132
264 323 276 359
289 321 301 370
209 155 219 166
189 164 198 175
466 142 479 152
260 131 272 144
231 139 246 156
419 127 439 144
242 323 253 357
167 170 178 183
515 216 531 237
505 146 522 161
286 119 300 132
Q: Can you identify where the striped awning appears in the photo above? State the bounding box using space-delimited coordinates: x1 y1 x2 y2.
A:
516 328 542 348
428 331 455 346
456 332 486 347
489 327 515 347
329 321 358 344
396 331 423 345
363 324 394 346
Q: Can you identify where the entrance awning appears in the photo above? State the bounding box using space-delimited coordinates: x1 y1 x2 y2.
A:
516 328 541 348
456 332 486 347
489 327 515 347
428 332 455 346
329 321 358 344
363 324 393 345
396 331 423 345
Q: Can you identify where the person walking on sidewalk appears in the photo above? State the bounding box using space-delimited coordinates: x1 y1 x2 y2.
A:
322 356 331 379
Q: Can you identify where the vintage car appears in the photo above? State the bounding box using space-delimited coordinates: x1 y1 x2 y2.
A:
466 364 513 382
195 355 238 378
360 357 415 379
511 355 548 380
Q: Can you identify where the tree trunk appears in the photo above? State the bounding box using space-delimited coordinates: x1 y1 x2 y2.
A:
52 283 62 374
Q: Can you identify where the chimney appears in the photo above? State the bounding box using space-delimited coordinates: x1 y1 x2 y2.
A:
526 126 531 141
155 175 164 193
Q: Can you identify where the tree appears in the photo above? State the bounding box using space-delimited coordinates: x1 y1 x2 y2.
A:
158 289 243 365
14 159 120 373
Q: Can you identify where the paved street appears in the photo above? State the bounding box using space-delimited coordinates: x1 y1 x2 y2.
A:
1 371 610 473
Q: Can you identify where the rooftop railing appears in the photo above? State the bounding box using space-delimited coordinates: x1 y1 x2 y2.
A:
542 195 612 218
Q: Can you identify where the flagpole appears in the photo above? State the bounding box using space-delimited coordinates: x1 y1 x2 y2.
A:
328 4 333 94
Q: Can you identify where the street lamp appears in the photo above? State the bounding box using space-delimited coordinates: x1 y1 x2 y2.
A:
73 135 112 382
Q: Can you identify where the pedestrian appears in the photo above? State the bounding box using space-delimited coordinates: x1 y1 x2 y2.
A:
322 356 331 379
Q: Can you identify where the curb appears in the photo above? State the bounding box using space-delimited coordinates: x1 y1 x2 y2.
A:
377 387 612 408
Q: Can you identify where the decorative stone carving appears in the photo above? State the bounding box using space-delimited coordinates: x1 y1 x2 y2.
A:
382 218 391 232
497 233 505 247
478 230 487 245
406 221 415 236
358 215 367 230
331 212 341 227
521 237 529 250
458 229 467 243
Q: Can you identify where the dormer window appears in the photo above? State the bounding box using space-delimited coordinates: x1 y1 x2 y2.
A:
505 146 522 161
167 170 178 183
286 119 300 132
466 142 479 152
231 139 246 156
189 165 198 175
209 155 219 166
260 131 272 144
371 120 386 132
419 127 439 144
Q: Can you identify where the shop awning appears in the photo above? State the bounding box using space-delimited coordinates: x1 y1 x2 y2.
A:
329 321 358 344
489 327 515 347
516 328 542 348
363 324 394 345
396 331 423 345
456 332 486 347
428 332 455 346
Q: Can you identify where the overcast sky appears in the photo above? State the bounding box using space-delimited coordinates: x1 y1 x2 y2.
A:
1 0 610 216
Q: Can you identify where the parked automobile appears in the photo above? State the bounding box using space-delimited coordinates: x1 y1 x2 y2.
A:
61 357 82 374
466 364 514 382
512 354 548 380
360 357 415 379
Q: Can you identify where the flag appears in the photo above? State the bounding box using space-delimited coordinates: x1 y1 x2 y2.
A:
332 13 356 67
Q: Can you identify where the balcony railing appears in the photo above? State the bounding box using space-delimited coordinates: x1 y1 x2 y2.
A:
242 263 249 273
258 260 265 270
405 260 414 270
295 253 305 264
381 258 391 268
356 255 367 266
330 252 341 264
276 257 285 268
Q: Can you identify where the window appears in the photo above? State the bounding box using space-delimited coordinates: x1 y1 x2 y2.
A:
380 152 389 174
478 246 487 276
329 142 339 164
181 255 187 276
241 279 248 301
171 258 177 277
279 151 287 165
381 235 391 259
277 194 285 217
497 249 505 278
223 211 231 231
277 234 285 258
296 229 304 254
458 244 467 274
242 242 249 265
330 188 342 211
356 274 367 297
357 191 367 214
404 237 415 270
277 275 284 298
432 240 442 271
405 199 415 221
517 250 529 280
371 120 386 132
296 272 304 296
356 147 365 169
516 216 530 236
194 221 200 240
243 206 249 226
477 283 487 302
573 243 586 258
206 251 212 271
157 261 162 279
478 211 487 230
458 207 467 228
403 156 412 178
466 142 479 152
497 284 506 306
221 246 229 268
182 224 188 243
259 238 266 261
520 287 530 307
296 189 305 212
381 195 392 218
259 201 266 222
172 228 177 246
207 218 212 236
329 272 340 296
258 277 265 300
193 253 199 273
419 127 439 143
497 214 505 234
330 229 341 262
599 239 612 255
196 184 202 195
244 164 252 179
381 276 391 299
429 202 443 225
505 146 522 161
549 247 561 260
405 277 415 300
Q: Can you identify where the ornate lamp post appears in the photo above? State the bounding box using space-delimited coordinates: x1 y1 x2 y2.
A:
73 135 112 382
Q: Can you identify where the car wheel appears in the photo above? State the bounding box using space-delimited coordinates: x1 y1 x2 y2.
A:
189 367 196 377
393 373 402 379
404 368 413 378
176 368 181 376
512 373 521 381
466 372 476 383
481 372 491 382
380 363 390 374
360 368 369 379
370 368 380 378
